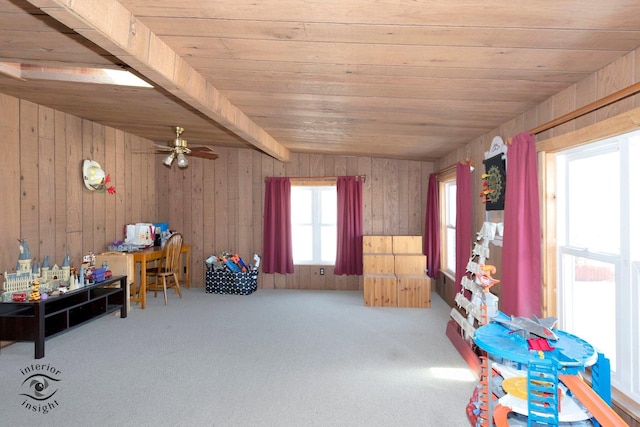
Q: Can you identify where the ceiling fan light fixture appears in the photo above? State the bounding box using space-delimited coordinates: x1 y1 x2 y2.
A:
177 153 189 168
163 152 176 166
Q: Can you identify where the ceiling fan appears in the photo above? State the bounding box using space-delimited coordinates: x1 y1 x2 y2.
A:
154 126 219 168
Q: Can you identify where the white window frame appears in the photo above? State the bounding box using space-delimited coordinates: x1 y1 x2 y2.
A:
554 131 639 404
440 173 457 279
290 184 337 265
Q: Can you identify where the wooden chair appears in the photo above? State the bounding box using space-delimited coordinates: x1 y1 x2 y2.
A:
145 233 183 305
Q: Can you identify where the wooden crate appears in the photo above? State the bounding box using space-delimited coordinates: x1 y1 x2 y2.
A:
394 254 426 275
392 235 423 254
396 275 431 308
363 254 395 274
363 235 393 254
363 275 397 307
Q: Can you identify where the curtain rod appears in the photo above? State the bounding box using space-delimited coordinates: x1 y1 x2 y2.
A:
265 175 367 183
433 159 474 176
529 80 640 136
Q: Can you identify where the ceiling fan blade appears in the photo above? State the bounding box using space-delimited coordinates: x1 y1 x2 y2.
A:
152 143 173 151
189 146 219 160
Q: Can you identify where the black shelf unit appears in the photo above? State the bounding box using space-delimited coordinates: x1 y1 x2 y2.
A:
0 275 128 359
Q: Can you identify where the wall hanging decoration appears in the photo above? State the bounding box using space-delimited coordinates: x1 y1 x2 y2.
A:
481 136 507 210
82 159 116 194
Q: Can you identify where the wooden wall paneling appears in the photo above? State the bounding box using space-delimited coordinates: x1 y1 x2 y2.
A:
228 149 240 250
92 123 106 253
103 127 117 244
251 151 262 262
273 157 286 177
358 156 373 236
345 156 359 174
406 160 422 235
166 160 181 231
420 161 433 239
271 272 285 289
397 159 409 235
20 100 40 259
284 152 299 176
635 49 640 109
65 115 83 234
0 94 20 275
383 158 399 235
551 86 577 137
214 147 230 252
370 157 384 234
154 150 170 224
38 106 55 263
65 115 83 264
190 157 204 286
522 108 538 134
202 152 217 268
296 265 313 290
597 52 636 121
536 98 554 142
123 133 133 225
114 129 126 242
145 143 155 222
140 142 150 222
574 74 597 131
81 119 94 254
325 153 337 176
54 111 68 264
308 265 325 289
309 153 324 176
470 137 485 236
237 148 253 260
181 156 193 243
128 136 140 223
135 138 147 222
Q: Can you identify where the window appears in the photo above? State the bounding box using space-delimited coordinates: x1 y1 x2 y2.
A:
290 185 337 264
440 174 457 277
555 130 640 403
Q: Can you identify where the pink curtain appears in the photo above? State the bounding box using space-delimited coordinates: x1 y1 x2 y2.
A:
455 163 472 293
501 132 542 317
262 177 294 274
424 173 441 279
334 176 363 275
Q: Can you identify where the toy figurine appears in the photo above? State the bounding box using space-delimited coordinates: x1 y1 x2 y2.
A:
29 280 41 301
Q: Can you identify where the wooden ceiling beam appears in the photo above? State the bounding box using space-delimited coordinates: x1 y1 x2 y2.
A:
24 0 290 162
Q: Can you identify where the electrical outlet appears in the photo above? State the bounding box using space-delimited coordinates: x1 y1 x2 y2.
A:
319 267 325 275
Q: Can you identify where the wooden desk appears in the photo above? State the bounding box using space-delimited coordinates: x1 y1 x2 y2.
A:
132 244 191 309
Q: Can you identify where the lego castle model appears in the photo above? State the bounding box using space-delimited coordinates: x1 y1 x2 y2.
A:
1 239 71 296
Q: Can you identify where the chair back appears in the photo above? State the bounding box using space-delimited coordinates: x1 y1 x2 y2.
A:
161 233 183 273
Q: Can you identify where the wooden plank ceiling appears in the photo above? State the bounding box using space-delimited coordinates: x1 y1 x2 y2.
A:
1 0 640 161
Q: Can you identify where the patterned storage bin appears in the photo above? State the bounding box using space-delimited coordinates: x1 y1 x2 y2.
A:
205 269 258 295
